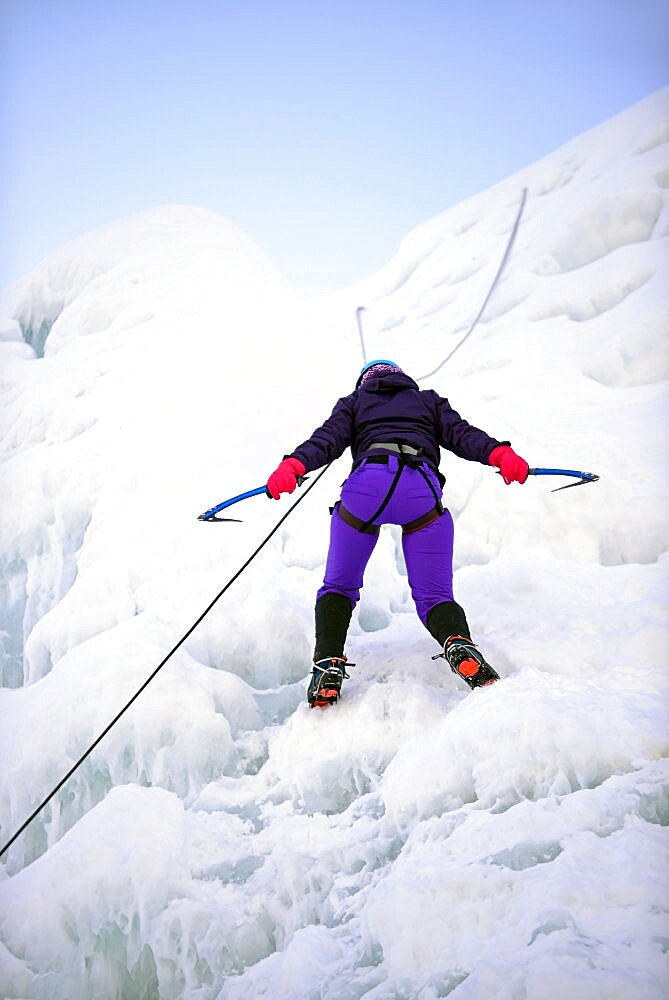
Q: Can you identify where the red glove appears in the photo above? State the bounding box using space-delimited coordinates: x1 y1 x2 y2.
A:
488 445 529 485
267 457 306 499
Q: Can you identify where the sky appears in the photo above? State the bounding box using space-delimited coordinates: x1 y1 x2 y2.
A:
1 0 668 297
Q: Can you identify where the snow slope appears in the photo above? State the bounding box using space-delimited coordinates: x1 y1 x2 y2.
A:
1 88 668 999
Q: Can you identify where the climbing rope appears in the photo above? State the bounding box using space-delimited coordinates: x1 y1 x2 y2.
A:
417 187 527 380
0 463 332 861
355 187 528 380
356 306 368 364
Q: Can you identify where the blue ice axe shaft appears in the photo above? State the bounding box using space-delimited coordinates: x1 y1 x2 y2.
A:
528 468 600 492
198 486 270 522
198 476 309 521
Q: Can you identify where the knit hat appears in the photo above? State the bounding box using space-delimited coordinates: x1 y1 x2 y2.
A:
356 359 402 389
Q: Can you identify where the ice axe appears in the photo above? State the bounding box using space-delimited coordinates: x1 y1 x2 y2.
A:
527 467 600 492
199 466 598 521
198 477 309 522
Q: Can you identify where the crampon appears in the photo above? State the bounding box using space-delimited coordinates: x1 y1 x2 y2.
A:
433 636 500 690
307 657 352 708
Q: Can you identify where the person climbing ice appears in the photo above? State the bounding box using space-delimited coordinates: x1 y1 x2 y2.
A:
266 360 529 708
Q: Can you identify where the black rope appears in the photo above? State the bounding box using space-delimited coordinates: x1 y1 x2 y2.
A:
0 463 332 861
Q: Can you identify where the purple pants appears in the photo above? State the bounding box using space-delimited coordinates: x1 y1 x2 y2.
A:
317 455 455 625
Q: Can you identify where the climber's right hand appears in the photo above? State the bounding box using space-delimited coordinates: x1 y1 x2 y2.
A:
266 457 307 499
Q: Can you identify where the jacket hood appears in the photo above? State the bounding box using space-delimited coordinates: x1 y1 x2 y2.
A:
358 369 420 394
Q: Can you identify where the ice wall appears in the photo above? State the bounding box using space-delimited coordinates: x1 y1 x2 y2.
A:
1 90 668 1000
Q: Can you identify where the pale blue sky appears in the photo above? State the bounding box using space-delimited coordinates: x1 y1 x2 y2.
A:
1 0 667 295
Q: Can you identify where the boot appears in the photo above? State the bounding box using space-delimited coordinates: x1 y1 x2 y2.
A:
307 657 350 708
309 594 354 707
443 635 499 689
313 592 353 661
426 600 470 646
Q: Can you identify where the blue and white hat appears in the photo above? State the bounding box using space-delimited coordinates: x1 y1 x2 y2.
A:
356 359 402 388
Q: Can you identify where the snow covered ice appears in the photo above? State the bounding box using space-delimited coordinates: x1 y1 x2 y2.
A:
1 88 668 999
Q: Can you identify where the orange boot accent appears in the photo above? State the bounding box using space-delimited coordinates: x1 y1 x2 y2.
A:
457 657 480 678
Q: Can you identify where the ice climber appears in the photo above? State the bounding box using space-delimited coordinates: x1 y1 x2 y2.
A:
266 360 529 708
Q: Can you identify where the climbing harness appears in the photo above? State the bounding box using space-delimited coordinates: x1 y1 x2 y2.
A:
336 442 444 536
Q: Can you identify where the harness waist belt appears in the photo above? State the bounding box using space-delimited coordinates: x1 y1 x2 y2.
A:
358 452 446 485
368 441 421 456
